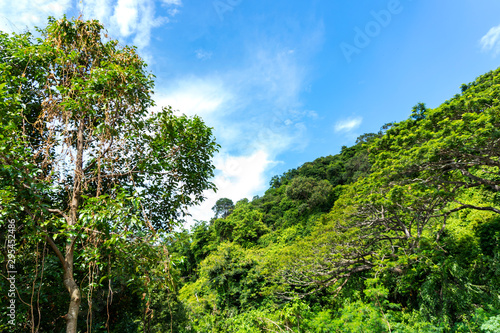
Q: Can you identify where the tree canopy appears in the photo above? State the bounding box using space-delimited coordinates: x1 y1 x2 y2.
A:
0 17 218 332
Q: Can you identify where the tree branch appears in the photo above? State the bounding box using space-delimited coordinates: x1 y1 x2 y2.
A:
448 200 500 215
45 235 67 272
48 208 70 223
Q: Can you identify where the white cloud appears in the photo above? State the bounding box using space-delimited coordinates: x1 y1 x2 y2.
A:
132 1 169 49
480 24 500 56
0 0 181 50
187 149 277 224
213 150 276 199
334 117 363 133
0 0 71 33
78 0 113 23
112 0 139 37
105 0 176 49
155 76 231 119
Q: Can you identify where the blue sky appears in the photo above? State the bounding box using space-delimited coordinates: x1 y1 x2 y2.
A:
1 0 500 224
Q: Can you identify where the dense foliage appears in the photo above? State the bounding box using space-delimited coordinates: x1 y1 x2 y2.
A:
165 67 500 332
1 17 500 333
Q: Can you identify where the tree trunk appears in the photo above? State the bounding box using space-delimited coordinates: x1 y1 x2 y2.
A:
45 235 80 332
64 242 81 333
65 119 85 332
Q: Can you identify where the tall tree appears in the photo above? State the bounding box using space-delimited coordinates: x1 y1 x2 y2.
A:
0 17 218 332
212 198 235 219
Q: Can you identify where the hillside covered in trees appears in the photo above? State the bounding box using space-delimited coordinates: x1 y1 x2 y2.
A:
164 67 500 332
1 17 500 333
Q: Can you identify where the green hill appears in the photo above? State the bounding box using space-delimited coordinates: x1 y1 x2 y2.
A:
165 67 500 332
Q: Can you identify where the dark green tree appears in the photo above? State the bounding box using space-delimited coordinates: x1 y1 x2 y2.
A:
212 198 235 219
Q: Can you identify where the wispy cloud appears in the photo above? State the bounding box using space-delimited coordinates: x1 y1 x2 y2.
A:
0 0 181 50
83 0 180 49
78 0 113 23
480 23 500 56
0 0 71 33
334 117 363 133
195 49 213 60
157 39 315 152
